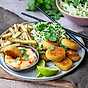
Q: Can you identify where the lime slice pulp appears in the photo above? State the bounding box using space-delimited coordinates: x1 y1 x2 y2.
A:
37 66 58 77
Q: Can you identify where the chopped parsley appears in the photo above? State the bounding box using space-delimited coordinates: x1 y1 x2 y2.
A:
20 48 30 61
23 54 30 61
20 48 26 55
26 0 63 20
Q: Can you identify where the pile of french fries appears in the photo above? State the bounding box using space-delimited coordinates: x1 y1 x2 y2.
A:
0 23 37 51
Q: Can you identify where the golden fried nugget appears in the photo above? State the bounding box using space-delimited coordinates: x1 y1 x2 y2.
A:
66 50 80 61
46 47 65 62
54 58 73 71
42 41 58 50
61 39 79 50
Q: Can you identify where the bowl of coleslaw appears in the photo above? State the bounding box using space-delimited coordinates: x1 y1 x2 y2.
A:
56 0 88 26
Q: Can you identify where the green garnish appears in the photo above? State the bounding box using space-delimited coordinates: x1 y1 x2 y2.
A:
60 43 68 51
26 0 36 11
26 0 63 20
33 22 66 42
23 54 29 61
35 22 48 31
20 48 26 54
49 33 57 41
44 26 58 41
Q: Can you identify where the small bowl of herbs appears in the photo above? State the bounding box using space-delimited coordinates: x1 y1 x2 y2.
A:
56 0 88 26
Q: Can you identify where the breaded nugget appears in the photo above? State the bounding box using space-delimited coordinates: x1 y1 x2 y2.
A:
66 50 80 61
54 58 73 71
61 39 79 50
46 47 65 62
42 41 58 49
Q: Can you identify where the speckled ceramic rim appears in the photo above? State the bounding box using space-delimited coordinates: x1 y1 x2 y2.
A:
56 0 88 19
0 22 85 81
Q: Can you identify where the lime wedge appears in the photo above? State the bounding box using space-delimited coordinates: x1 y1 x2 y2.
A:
36 60 45 77
37 66 58 77
37 60 45 67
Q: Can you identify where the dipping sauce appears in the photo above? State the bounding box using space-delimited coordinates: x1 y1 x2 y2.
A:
4 45 38 70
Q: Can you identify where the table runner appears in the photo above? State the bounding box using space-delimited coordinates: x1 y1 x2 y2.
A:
0 7 88 88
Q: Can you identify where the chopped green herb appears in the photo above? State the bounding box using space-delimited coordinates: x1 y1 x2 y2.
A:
26 0 63 20
49 33 57 41
23 54 29 61
60 43 68 51
20 48 26 54
26 0 36 11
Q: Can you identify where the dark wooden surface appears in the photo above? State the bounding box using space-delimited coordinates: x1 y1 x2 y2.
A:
0 7 88 88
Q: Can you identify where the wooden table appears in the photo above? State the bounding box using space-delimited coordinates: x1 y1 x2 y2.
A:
0 0 88 88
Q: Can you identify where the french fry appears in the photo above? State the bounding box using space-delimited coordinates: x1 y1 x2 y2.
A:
1 33 12 38
28 24 33 29
2 41 11 46
22 32 29 40
0 43 20 52
19 34 24 40
26 32 32 40
9 38 36 45
25 24 32 30
27 25 33 33
9 27 15 34
12 32 21 38
21 24 27 32
0 23 37 51
13 24 19 32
